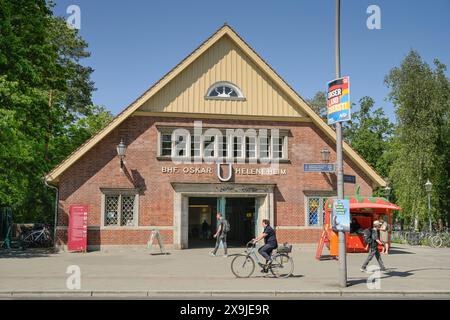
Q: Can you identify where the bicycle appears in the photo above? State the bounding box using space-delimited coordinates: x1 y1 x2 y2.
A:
19 224 52 249
430 231 450 248
230 241 294 278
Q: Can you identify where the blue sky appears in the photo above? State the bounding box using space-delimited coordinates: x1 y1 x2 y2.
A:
53 0 450 121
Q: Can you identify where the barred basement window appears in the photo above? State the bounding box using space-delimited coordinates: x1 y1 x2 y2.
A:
103 191 138 227
306 196 327 227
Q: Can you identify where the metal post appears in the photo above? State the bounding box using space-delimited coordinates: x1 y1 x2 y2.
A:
428 192 432 232
335 0 347 288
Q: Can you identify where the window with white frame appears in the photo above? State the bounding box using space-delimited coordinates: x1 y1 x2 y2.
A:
160 133 172 156
103 190 138 227
245 136 257 159
305 196 327 227
233 135 244 159
157 129 288 161
203 134 216 158
206 82 244 99
191 135 201 158
219 135 228 158
259 135 270 159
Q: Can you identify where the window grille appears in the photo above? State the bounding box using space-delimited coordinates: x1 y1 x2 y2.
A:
306 196 327 227
104 193 137 227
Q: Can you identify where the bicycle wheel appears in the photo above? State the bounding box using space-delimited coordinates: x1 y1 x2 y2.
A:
19 233 32 249
231 254 255 278
431 235 443 248
270 254 294 278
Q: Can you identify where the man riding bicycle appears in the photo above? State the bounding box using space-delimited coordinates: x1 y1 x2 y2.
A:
252 219 278 273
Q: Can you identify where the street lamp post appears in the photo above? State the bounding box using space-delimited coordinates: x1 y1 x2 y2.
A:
425 179 432 232
334 0 347 288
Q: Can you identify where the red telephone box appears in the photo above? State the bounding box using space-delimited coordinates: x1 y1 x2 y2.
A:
316 195 401 260
68 205 88 252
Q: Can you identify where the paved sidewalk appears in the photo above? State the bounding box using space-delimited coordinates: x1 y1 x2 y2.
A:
1 244 449 298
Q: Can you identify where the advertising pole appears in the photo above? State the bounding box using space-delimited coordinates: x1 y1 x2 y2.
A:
335 0 347 288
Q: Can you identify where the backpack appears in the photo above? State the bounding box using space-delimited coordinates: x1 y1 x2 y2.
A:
362 228 373 245
222 219 231 233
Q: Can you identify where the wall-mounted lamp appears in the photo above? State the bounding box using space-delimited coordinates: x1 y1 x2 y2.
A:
116 139 127 171
321 148 331 163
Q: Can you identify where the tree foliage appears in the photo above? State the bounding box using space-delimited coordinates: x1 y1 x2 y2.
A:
385 50 450 229
0 0 112 223
306 91 327 120
344 96 394 179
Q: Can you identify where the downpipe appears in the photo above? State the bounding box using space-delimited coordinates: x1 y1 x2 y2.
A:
44 178 59 248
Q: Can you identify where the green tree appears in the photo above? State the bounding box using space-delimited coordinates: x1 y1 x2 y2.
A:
385 50 450 229
307 91 327 120
0 0 107 223
344 96 394 179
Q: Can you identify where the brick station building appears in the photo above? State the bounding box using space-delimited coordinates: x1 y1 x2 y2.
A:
45 25 386 250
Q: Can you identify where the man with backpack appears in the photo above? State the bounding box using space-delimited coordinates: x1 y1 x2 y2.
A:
209 212 229 257
361 220 386 272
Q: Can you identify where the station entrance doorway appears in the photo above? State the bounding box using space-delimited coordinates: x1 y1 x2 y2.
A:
188 197 256 248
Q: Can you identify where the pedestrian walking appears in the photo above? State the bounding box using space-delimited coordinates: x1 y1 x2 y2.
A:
361 220 386 272
209 212 229 257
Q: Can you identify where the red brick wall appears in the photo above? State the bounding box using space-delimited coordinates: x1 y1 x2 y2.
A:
56 116 374 247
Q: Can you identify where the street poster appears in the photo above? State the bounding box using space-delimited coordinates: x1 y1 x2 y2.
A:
331 199 350 232
327 76 351 125
68 204 88 252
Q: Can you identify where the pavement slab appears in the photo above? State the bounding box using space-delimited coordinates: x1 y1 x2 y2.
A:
0 244 449 298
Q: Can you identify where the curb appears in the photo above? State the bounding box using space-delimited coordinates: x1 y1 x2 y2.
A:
1 290 450 298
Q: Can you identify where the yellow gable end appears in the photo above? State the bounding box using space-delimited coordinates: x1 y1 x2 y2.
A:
138 35 306 119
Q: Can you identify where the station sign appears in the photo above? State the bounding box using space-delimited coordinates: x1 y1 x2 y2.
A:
327 76 351 125
304 163 335 173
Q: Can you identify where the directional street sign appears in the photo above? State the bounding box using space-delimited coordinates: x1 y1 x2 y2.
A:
303 163 335 173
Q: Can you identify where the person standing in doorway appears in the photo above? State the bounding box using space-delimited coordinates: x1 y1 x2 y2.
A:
201 219 210 240
209 212 228 257
361 220 386 272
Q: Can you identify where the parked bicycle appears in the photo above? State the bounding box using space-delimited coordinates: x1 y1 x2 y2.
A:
230 241 294 278
430 231 450 248
19 224 52 249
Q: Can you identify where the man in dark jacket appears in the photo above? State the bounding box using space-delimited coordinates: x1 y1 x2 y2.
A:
361 220 386 272
253 219 278 273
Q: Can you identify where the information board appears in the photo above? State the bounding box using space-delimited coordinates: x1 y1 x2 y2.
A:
68 204 88 252
331 199 350 232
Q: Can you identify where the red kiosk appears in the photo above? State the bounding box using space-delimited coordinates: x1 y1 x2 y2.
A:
316 192 401 260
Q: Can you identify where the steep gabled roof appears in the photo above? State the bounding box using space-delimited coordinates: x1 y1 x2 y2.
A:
45 24 386 188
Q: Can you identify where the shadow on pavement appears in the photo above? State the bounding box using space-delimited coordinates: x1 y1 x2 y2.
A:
0 247 57 259
387 248 415 255
318 255 338 261
252 274 303 279
349 266 450 286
